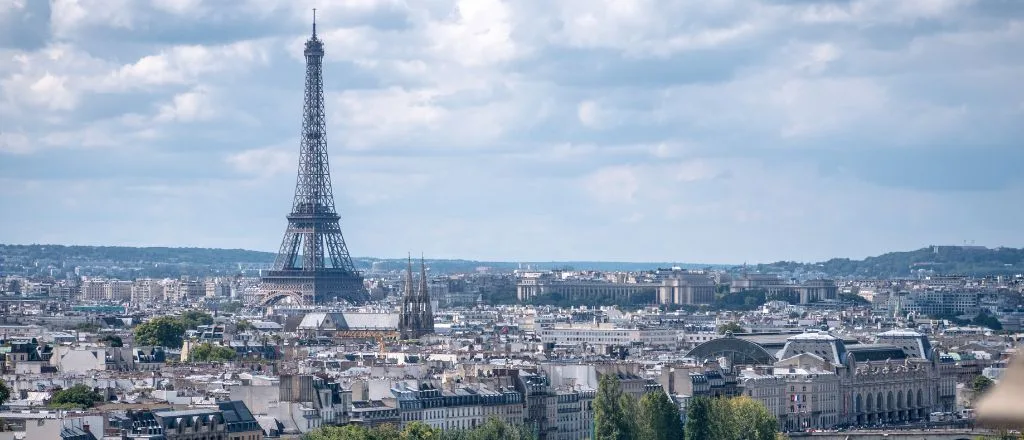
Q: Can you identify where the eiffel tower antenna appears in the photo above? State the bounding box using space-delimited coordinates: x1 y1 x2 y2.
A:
260 17 367 306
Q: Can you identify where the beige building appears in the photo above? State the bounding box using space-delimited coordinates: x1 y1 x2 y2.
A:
132 278 165 304
79 279 107 301
738 368 787 426
106 280 133 302
657 271 716 305
776 330 948 427
773 358 841 431
539 323 678 350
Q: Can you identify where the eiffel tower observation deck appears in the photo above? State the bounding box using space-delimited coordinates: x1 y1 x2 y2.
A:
260 13 368 306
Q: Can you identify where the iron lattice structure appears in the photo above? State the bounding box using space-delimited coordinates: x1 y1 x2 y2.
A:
261 18 367 305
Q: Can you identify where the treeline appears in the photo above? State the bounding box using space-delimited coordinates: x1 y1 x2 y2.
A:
757 246 1024 278
593 374 781 440
0 244 276 265
684 396 780 440
304 418 534 440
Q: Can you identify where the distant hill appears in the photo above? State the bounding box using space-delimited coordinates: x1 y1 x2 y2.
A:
2 244 1021 279
0 244 715 277
0 244 277 265
754 246 1024 278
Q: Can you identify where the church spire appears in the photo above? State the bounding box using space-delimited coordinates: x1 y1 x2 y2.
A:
418 253 429 301
404 253 414 299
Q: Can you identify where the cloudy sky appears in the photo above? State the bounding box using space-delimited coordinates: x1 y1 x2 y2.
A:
1 0 1022 264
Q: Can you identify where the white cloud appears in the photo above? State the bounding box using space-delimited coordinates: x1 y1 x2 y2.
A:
226 147 294 177
582 165 641 204
0 0 25 18
28 73 78 110
152 0 204 15
104 41 270 90
50 0 134 38
0 132 31 155
577 100 601 128
155 87 215 122
425 0 521 67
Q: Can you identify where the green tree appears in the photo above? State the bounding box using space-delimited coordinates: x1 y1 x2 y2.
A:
100 335 123 347
302 418 535 440
49 384 103 409
708 397 735 440
401 421 440 440
133 316 187 348
717 322 746 335
618 393 639 440
973 375 995 394
685 396 713 440
73 322 101 333
304 425 373 440
188 343 237 362
729 397 778 440
457 417 534 440
637 392 683 440
235 320 254 332
594 374 635 440
179 311 214 329
218 301 244 313
0 378 11 406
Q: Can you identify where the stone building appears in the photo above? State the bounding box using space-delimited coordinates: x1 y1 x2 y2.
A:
776 330 949 426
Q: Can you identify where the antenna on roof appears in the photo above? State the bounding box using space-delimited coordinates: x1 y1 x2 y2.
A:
312 8 317 37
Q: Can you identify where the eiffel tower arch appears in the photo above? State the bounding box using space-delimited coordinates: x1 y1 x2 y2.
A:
260 14 368 305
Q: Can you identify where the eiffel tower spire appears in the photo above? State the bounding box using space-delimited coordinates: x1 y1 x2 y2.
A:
260 16 367 306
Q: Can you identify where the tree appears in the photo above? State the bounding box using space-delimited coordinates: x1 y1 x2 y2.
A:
401 422 440 440
973 375 995 394
235 320 254 332
454 417 534 440
717 322 746 335
49 384 103 409
637 392 683 440
100 335 124 347
618 393 639 440
74 322 101 333
188 343 237 362
685 396 777 440
219 301 244 313
729 397 778 440
133 316 187 348
0 378 10 406
179 311 214 329
303 419 535 440
685 396 713 440
708 397 735 440
973 311 1003 331
593 374 635 440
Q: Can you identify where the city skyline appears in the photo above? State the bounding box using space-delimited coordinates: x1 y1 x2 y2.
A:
1 1 1023 264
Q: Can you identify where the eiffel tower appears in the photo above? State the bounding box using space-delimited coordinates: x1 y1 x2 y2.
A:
260 13 368 306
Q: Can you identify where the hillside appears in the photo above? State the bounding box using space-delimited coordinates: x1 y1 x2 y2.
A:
0 244 707 278
755 246 1024 278
2 244 1021 279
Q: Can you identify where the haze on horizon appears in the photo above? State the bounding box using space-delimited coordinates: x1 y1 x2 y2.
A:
0 0 1022 265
